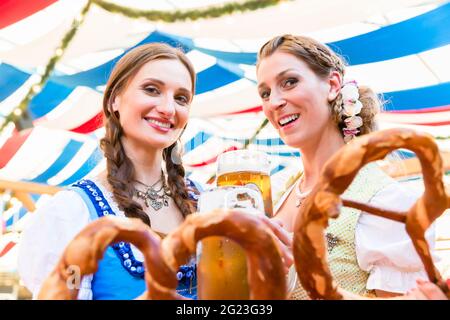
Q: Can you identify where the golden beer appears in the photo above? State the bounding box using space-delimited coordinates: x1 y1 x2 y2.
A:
197 150 274 299
197 186 265 299
216 150 273 217
217 171 273 218
197 236 249 299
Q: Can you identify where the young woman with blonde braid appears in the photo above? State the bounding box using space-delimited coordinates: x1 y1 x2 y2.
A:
18 43 202 299
256 35 438 299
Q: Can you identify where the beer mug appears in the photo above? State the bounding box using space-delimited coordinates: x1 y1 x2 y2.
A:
196 186 264 299
196 186 297 299
216 150 274 217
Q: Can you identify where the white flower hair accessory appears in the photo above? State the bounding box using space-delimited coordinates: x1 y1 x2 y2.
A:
340 80 363 143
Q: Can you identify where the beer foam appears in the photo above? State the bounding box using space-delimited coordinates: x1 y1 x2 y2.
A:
217 150 270 175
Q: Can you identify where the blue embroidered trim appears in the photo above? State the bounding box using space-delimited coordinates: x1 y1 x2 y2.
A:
72 179 145 278
72 179 197 286
185 178 200 210
176 264 197 286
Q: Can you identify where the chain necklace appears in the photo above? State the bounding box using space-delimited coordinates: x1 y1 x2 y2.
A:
295 176 312 208
133 171 171 211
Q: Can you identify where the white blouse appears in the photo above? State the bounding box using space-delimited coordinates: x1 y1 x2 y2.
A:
19 177 206 300
273 176 438 294
18 179 139 300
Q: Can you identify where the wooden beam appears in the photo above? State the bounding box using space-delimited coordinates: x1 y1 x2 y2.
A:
13 191 36 212
0 180 61 195
380 152 450 178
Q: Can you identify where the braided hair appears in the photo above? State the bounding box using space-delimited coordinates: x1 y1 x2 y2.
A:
256 34 381 137
100 43 197 226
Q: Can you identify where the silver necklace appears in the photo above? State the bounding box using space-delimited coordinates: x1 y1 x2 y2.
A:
133 171 171 211
295 176 312 207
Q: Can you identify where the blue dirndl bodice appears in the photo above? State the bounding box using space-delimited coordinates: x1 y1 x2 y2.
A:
71 178 200 300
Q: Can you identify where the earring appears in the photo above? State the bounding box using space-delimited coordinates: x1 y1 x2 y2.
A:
170 142 182 165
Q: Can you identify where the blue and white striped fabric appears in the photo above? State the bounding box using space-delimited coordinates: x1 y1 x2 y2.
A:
1 2 450 232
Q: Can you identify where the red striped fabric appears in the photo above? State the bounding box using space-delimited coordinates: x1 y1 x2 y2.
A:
404 120 450 126
71 112 103 134
0 128 32 169
187 146 239 167
0 0 59 29
0 241 16 258
386 105 450 114
221 106 263 116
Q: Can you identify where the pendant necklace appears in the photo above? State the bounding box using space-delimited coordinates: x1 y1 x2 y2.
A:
295 176 312 208
133 171 171 211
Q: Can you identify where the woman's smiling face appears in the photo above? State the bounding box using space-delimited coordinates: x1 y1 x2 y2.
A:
112 58 193 151
257 51 338 149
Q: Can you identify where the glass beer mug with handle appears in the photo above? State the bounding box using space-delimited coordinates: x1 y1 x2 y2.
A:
197 186 265 299
197 149 297 299
216 150 273 217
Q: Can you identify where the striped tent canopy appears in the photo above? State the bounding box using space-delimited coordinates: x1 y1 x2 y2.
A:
1 0 450 250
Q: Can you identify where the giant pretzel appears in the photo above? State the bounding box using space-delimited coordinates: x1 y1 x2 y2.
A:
161 209 287 300
38 210 286 299
38 216 178 300
293 128 450 300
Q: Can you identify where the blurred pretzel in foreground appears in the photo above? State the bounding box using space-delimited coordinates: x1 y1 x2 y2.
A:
38 216 179 300
293 128 450 300
38 210 287 300
161 209 287 300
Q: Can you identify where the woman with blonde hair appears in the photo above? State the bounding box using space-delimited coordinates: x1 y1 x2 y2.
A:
256 34 437 299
